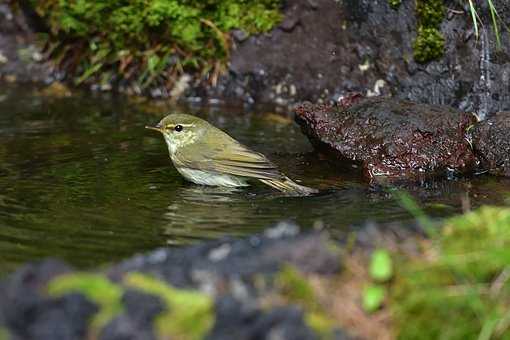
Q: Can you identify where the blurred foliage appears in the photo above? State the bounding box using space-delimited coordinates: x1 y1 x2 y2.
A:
125 272 214 340
274 266 338 339
362 284 386 313
392 206 510 339
0 328 9 340
363 249 393 313
30 0 282 88
369 249 393 283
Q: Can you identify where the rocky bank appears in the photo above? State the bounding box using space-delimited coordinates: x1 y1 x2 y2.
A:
2 1 510 117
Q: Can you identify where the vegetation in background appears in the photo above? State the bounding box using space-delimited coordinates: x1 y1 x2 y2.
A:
30 0 282 89
467 0 509 48
413 0 445 63
391 206 510 339
388 0 402 10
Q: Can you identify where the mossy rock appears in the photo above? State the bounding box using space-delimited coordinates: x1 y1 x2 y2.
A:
47 273 124 331
46 271 214 339
124 272 214 340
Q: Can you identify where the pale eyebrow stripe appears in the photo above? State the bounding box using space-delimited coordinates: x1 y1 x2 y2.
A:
165 123 195 127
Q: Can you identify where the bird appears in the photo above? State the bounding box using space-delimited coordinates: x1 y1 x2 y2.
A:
146 113 318 196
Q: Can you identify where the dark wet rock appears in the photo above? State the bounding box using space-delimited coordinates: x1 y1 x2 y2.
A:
208 296 320 340
205 0 510 115
0 260 95 340
109 222 340 288
4 293 97 340
99 290 164 340
472 111 510 177
0 225 347 340
295 97 477 180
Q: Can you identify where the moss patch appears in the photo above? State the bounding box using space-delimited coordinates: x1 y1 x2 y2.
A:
30 0 282 88
391 206 510 339
274 266 338 339
47 273 123 331
0 328 9 340
388 0 402 10
124 272 214 340
413 0 445 63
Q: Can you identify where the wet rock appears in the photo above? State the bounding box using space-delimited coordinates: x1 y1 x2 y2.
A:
209 0 510 114
295 97 477 180
0 260 94 340
99 290 164 340
472 111 510 177
3 292 97 340
110 223 340 288
208 297 319 340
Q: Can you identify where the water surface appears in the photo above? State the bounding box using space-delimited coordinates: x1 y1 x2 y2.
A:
1 84 509 274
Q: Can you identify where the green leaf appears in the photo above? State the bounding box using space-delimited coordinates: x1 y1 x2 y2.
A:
369 249 393 282
362 284 386 313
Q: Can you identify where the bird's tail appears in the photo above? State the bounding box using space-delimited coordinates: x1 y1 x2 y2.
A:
259 177 318 196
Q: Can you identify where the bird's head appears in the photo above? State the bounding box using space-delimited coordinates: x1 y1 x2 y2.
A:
146 114 208 154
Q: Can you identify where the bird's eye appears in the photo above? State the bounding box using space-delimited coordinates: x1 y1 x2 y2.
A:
174 124 183 132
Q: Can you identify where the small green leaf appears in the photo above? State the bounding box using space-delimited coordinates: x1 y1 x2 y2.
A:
362 284 386 313
148 55 160 73
369 249 393 282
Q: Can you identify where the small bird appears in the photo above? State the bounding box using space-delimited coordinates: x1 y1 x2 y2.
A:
146 114 318 196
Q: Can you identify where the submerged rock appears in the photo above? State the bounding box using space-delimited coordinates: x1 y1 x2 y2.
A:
295 97 477 180
472 111 510 177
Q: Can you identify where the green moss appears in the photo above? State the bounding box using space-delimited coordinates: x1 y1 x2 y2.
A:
124 272 214 340
415 0 444 27
275 265 317 308
274 266 337 339
47 273 123 331
0 328 9 340
391 206 510 339
305 312 338 340
31 0 283 87
413 0 445 64
388 0 402 10
413 27 445 64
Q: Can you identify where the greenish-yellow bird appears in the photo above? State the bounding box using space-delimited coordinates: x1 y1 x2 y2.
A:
146 114 317 196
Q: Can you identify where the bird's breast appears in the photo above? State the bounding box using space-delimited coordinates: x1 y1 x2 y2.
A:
175 167 249 187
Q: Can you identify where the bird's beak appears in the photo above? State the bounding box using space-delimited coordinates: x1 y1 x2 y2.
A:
145 124 162 132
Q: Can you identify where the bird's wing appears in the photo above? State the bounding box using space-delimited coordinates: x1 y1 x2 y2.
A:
174 139 285 181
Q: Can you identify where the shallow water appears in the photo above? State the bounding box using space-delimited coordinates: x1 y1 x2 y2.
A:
0 84 509 275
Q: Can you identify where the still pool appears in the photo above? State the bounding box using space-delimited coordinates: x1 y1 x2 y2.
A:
0 84 509 275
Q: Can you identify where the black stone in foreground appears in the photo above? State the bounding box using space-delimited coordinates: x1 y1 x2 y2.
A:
0 223 349 340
